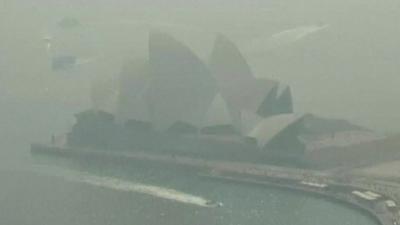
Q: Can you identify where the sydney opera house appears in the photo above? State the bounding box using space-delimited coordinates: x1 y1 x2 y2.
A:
66 32 383 167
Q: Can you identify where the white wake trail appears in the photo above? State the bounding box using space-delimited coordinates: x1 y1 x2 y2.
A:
31 165 221 208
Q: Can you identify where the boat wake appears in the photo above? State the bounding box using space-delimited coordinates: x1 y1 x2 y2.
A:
30 165 221 208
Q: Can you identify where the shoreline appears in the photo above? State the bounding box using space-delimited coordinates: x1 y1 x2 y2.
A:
31 144 399 225
201 173 386 225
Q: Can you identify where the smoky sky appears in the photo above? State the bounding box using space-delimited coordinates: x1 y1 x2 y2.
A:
1 0 400 133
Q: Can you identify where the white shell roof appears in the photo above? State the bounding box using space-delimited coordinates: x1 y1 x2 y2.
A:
248 113 305 148
146 31 217 130
204 93 234 127
209 34 285 115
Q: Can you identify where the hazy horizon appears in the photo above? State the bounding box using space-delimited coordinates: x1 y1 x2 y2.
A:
1 0 400 133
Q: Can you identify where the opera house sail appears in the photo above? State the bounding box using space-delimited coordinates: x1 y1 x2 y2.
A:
209 34 294 134
40 31 386 169
146 32 217 130
257 85 294 118
117 59 151 123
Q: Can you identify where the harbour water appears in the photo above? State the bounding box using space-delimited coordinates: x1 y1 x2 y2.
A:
0 148 379 225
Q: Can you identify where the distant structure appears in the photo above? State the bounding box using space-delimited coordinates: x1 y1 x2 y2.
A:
202 94 241 135
208 34 293 131
116 59 151 122
249 114 306 158
115 32 293 133
146 32 217 130
256 85 293 118
249 113 383 159
69 32 383 164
